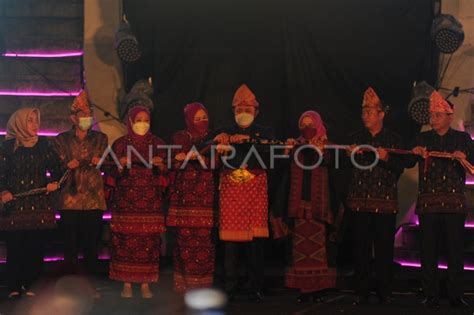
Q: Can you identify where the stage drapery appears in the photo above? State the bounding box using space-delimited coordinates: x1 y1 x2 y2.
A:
123 0 436 143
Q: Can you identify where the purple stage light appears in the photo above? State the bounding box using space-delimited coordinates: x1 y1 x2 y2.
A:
396 260 474 271
0 254 110 264
55 212 111 220
0 90 81 97
4 51 83 58
411 220 474 228
0 131 59 137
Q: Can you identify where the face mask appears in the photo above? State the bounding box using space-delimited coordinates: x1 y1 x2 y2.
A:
132 122 150 136
194 120 209 133
78 117 93 131
301 127 317 140
235 113 254 128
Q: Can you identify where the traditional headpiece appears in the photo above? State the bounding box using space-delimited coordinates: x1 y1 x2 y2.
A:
362 87 382 110
70 90 92 115
232 84 259 108
429 90 454 114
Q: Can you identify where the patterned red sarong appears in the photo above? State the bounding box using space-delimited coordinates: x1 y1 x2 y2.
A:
285 218 336 293
108 135 167 283
168 130 216 292
109 232 162 283
173 228 215 293
219 170 269 242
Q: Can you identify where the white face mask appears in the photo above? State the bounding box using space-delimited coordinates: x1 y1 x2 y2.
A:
78 117 93 131
235 113 254 128
132 122 150 136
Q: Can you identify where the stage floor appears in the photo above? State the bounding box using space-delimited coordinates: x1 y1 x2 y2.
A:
0 264 474 314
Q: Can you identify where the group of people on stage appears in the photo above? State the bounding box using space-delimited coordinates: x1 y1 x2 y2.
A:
0 82 472 309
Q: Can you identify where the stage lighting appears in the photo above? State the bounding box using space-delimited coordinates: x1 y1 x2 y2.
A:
115 16 141 63
408 81 435 125
431 14 464 54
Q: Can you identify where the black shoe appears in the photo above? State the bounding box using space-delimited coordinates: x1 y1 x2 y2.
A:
422 297 440 308
352 296 369 306
450 297 469 308
248 291 263 303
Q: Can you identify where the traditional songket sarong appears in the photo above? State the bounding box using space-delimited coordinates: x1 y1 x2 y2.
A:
217 84 272 297
273 111 336 294
218 85 270 242
168 102 215 293
108 106 167 283
219 168 269 241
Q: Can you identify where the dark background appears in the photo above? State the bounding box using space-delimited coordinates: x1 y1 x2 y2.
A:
122 0 439 266
123 0 437 144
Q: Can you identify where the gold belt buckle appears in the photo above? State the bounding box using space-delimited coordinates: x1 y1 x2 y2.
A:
229 168 255 183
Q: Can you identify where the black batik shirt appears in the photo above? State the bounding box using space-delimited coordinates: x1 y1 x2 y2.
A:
406 128 474 214
346 128 404 214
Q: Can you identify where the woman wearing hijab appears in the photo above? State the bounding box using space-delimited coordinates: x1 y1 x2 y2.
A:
168 102 215 293
0 108 61 298
272 111 336 303
108 105 167 299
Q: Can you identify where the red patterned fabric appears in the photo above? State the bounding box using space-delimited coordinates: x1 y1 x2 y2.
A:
219 170 269 241
168 130 214 228
173 228 215 293
429 90 453 114
232 84 259 108
70 90 91 114
109 135 167 283
362 86 382 109
285 218 336 293
288 159 333 224
109 233 161 283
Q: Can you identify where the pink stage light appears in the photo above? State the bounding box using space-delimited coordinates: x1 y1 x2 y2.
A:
0 254 110 264
411 220 474 228
4 51 83 58
0 131 59 137
55 212 111 220
397 260 474 271
0 90 81 97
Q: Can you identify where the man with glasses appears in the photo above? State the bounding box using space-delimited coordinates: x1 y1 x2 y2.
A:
346 87 404 305
409 90 474 309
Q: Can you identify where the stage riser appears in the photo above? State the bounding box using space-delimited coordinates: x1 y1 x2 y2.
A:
0 0 84 133
0 0 83 19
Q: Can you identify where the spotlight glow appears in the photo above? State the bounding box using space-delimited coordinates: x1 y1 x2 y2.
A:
4 51 83 58
0 90 81 97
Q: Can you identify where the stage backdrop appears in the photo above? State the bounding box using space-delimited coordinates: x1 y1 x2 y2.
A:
122 0 437 144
